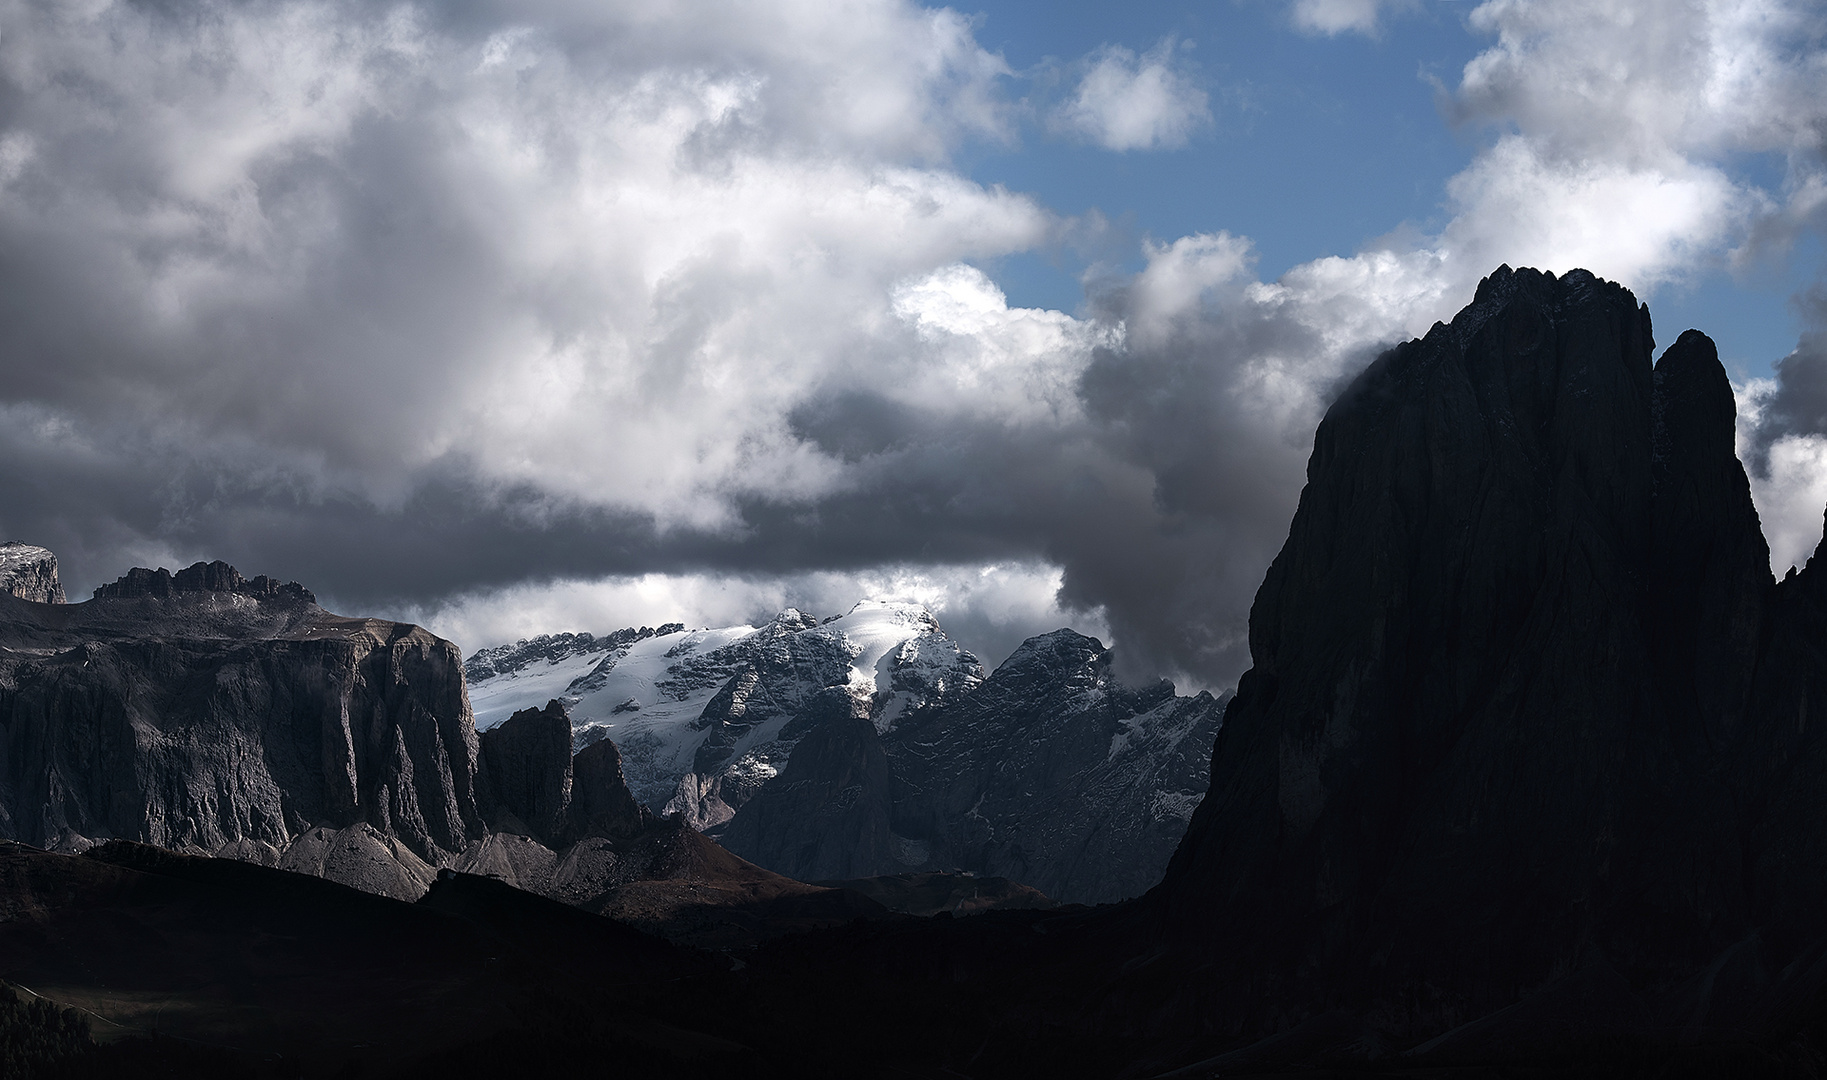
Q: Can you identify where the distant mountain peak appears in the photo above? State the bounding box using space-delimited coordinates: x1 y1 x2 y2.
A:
91 560 314 604
464 597 1222 903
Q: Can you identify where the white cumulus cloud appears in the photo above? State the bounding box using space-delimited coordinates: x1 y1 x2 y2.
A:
1055 39 1210 152
1290 0 1417 37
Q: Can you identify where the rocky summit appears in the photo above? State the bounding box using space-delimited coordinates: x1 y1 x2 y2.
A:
0 561 483 887
1135 266 1827 1062
0 542 64 604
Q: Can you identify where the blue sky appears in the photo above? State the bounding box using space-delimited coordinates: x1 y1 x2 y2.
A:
1 0 1824 684
966 0 1484 303
959 0 1819 378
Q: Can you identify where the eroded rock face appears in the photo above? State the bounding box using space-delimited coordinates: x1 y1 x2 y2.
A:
721 631 1226 904
718 687 896 883
478 701 574 841
1148 266 1827 1039
0 560 760 911
0 563 485 878
0 543 64 604
564 734 650 845
476 698 654 849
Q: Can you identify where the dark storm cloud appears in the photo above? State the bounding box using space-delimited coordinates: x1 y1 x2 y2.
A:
1 0 1369 689
10 0 1819 688
1745 288 1827 472
1 284 1349 690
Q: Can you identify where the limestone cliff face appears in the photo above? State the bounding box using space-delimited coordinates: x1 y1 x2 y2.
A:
0 563 485 876
1149 267 1827 1037
0 543 65 604
0 560 769 913
476 699 652 849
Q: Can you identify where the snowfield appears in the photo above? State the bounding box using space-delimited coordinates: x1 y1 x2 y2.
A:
465 600 983 827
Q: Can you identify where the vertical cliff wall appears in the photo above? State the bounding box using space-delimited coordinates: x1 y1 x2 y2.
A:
0 543 65 604
0 563 486 872
1149 267 1827 1037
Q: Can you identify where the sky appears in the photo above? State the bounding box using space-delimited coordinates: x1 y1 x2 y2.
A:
1 0 1824 689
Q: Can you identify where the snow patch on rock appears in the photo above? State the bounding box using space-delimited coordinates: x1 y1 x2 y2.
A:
465 600 983 824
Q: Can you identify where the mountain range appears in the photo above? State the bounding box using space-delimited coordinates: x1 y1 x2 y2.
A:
0 558 885 935
0 537 1217 917
465 601 1224 903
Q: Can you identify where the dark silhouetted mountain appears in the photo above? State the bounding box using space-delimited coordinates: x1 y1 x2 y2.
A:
477 700 576 842
1132 266 1827 1066
91 559 315 603
566 728 654 843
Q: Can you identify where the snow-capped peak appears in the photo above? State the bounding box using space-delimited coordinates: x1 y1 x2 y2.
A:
815 600 980 732
462 598 983 824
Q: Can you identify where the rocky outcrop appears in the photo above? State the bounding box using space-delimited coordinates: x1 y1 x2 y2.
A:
1143 266 1827 1052
0 543 64 604
0 561 482 898
718 687 897 882
564 734 650 844
91 560 315 603
476 698 653 849
720 629 1225 904
478 701 574 841
884 630 1223 905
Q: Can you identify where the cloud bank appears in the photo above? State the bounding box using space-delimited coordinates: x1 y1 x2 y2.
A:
0 0 1822 686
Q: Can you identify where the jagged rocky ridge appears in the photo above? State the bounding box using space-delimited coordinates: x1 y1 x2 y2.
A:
92 560 314 604
466 602 986 829
470 605 1225 905
1134 266 1827 1060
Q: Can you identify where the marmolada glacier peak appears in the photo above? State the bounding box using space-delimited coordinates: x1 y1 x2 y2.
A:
464 598 1225 904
